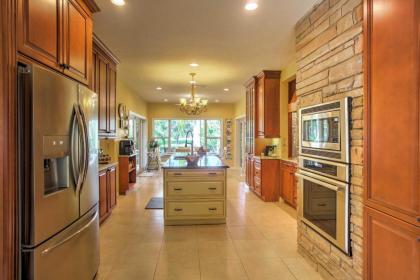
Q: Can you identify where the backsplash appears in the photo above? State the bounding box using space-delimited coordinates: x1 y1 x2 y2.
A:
295 0 364 279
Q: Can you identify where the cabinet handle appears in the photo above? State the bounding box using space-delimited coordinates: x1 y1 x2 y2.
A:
208 172 217 175
417 217 420 222
317 203 327 207
174 173 183 176
173 188 183 191
208 187 217 190
208 208 217 211
174 208 183 212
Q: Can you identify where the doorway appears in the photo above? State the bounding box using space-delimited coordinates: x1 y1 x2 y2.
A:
235 117 246 175
129 112 148 174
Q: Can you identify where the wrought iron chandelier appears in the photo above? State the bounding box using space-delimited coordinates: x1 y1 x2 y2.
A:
179 73 208 115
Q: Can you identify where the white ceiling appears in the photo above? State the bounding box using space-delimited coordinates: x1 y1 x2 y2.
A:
93 0 318 103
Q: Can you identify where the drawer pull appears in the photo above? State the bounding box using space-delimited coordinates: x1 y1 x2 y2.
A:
317 203 327 207
174 208 183 212
173 188 183 191
208 172 217 175
174 173 183 176
208 207 217 211
208 187 217 190
417 217 420 222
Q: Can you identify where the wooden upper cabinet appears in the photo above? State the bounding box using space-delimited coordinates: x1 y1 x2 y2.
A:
93 35 119 138
17 0 97 85
108 66 117 134
63 0 92 84
17 0 62 69
365 0 420 226
97 54 108 134
255 71 281 138
364 207 420 280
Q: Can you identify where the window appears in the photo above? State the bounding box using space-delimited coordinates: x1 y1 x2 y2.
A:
153 120 169 152
152 119 222 154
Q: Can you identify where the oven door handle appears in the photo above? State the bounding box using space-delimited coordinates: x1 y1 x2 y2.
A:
296 171 346 191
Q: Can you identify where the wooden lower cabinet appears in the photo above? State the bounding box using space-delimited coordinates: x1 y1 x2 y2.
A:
364 206 420 280
280 160 297 208
163 168 227 225
251 158 280 202
99 166 117 224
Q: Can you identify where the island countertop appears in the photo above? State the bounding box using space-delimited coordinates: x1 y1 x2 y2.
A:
162 154 229 169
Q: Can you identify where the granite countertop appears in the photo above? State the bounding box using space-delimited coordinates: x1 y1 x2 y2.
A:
254 155 298 165
99 162 118 172
162 154 229 169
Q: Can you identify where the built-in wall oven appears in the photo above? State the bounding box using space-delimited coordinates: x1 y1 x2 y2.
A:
299 98 351 163
297 97 352 255
297 157 350 254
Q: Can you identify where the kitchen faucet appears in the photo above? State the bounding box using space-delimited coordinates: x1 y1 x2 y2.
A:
185 130 194 155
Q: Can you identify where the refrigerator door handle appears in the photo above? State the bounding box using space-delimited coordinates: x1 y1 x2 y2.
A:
40 211 98 256
73 104 86 193
70 110 79 188
78 104 89 190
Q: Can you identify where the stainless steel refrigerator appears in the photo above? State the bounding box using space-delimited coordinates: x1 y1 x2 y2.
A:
18 65 100 279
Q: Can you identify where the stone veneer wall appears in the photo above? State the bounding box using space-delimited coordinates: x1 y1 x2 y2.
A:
295 0 364 279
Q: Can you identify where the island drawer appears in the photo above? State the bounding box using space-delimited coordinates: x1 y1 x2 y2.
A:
166 181 224 197
166 200 225 218
166 170 225 181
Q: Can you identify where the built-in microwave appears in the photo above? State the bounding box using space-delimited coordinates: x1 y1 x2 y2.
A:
299 98 351 163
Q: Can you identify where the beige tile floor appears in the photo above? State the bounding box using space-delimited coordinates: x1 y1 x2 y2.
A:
97 169 323 280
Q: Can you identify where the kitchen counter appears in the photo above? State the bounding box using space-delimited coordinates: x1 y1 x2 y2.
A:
99 162 118 172
162 154 229 169
253 155 298 165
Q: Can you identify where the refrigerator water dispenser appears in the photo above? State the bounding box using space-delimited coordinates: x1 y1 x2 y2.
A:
43 136 70 195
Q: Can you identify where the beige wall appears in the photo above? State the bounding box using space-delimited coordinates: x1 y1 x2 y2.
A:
279 62 297 157
100 78 148 161
234 95 246 118
147 103 236 166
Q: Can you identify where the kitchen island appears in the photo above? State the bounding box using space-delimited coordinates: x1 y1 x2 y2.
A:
162 154 229 225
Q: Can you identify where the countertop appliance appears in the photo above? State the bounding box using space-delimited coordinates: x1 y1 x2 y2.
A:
18 65 99 279
299 98 351 163
119 140 135 155
263 145 277 156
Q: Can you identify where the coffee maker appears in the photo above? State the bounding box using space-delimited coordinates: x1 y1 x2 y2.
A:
264 145 277 156
119 140 135 155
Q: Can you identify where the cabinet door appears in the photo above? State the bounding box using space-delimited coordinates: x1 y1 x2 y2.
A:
108 167 117 209
63 0 92 85
17 0 63 70
281 164 294 206
365 207 420 280
99 171 108 220
365 0 420 225
97 55 108 134
108 66 117 134
256 78 265 137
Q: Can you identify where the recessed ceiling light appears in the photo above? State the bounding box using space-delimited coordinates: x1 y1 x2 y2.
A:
111 0 125 6
164 98 168 102
244 2 258 11
224 88 230 92
156 86 163 90
189 80 196 84
215 99 220 103
190 63 199 67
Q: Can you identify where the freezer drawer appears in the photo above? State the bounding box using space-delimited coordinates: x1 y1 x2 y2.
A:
22 206 99 280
